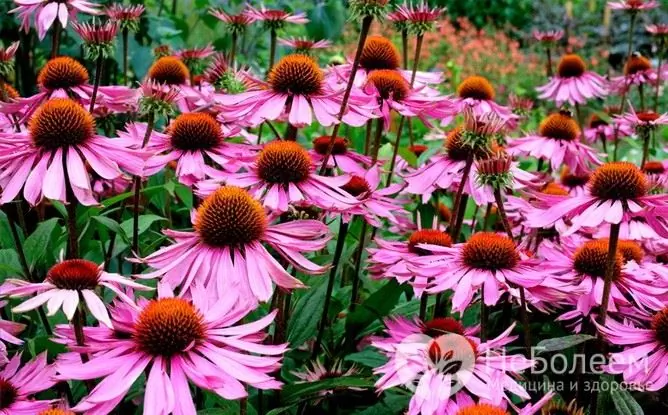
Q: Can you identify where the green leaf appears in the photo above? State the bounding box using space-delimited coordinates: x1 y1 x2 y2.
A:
397 147 418 168
346 280 405 335
23 218 61 269
287 278 327 347
0 249 22 279
345 347 387 368
0 211 16 249
120 215 166 238
281 377 375 404
611 388 644 415
93 216 129 243
536 335 595 354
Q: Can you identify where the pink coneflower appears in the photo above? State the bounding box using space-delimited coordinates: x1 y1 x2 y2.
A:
614 106 668 134
610 53 658 93
608 0 658 11
529 162 668 236
1 259 150 328
201 54 260 93
327 35 443 90
175 45 214 62
647 23 668 37
1 57 134 118
141 112 251 186
199 141 360 213
0 353 57 413
139 186 329 302
309 136 375 175
392 1 444 34
540 239 663 317
597 308 668 390
0 300 24 346
643 160 668 192
137 78 180 116
335 167 410 227
413 232 545 311
293 360 360 401
72 20 118 60
449 75 515 123
105 3 145 32
537 54 608 105
507 110 602 174
508 93 534 117
0 42 19 78
559 166 591 196
245 5 309 29
209 8 257 33
372 316 533 412
92 175 132 199
11 0 100 40
216 54 377 128
278 37 332 53
583 113 631 145
363 69 450 130
368 227 453 296
56 289 286 412
444 391 555 415
0 98 146 206
532 29 564 43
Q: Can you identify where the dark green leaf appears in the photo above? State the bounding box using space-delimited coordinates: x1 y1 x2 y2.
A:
287 278 327 347
346 280 405 336
120 215 166 238
536 335 595 354
281 377 375 404
23 218 61 269
345 347 387 368
611 388 644 415
0 211 16 249
0 249 22 279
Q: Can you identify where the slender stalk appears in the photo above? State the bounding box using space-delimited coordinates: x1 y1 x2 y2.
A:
401 29 408 69
89 55 104 113
371 117 384 162
171 0 177 15
73 299 89 363
480 292 487 343
599 132 608 157
449 154 474 241
268 29 277 76
640 128 651 166
349 221 369 312
285 123 298 141
545 46 553 77
654 41 664 112
51 21 61 58
122 29 129 86
240 397 247 415
318 16 374 174
612 12 638 161
469 203 480 232
64 161 79 260
385 34 424 186
363 119 373 156
598 222 621 326
230 32 238 67
482 203 492 231
419 294 428 320
493 188 532 354
638 83 645 111
312 220 349 357
131 113 155 273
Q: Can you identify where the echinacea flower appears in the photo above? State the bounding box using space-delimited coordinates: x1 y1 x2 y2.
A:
532 29 564 43
147 56 191 86
0 300 24 346
139 186 330 302
508 110 602 174
216 54 377 128
0 42 19 78
278 37 332 54
293 360 361 401
449 75 515 122
372 316 533 413
529 162 668 236
309 136 375 175
209 9 257 34
11 0 101 40
349 0 389 21
646 23 668 38
643 160 668 192
0 353 57 413
328 35 443 91
105 3 145 32
392 1 444 35
363 69 451 129
597 307 668 391
443 391 555 415
0 98 146 206
608 0 658 11
1 259 151 328
368 227 454 296
175 45 215 74
199 141 360 213
335 167 410 227
141 112 250 186
539 239 664 317
72 20 118 60
137 79 180 118
559 166 591 196
614 106 668 135
55 288 286 413
610 53 658 93
537 54 608 105
245 5 309 30
202 54 260 93
1 57 134 118
415 232 545 311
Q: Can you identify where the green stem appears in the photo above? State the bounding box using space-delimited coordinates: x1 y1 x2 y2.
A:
89 55 104 113
122 29 129 86
268 29 277 76
51 20 61 59
131 113 155 273
317 15 374 174
349 220 369 312
597 222 621 326
449 154 474 241
654 41 664 112
312 220 349 357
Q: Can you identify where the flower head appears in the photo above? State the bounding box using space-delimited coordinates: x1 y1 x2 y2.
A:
0 353 56 413
646 24 668 39
2 259 150 327
533 29 564 44
72 20 118 60
56 290 286 412
278 37 332 54
476 153 513 189
0 42 19 78
393 1 444 35
148 56 190 86
245 5 308 30
209 9 257 34
11 0 101 40
175 44 215 74
608 0 658 11
615 106 668 135
360 35 401 71
349 0 389 21
537 54 607 105
105 3 145 32
139 79 179 118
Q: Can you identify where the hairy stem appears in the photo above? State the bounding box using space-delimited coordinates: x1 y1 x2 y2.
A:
598 222 621 326
51 20 61 59
449 154 474 241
